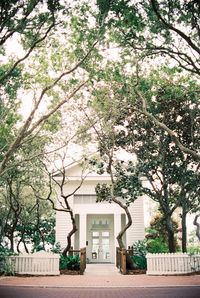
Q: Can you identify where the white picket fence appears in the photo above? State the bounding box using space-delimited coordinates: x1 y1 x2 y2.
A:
8 251 60 275
146 253 200 275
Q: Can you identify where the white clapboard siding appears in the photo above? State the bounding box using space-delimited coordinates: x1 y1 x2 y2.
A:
9 251 60 275
56 195 73 248
127 197 145 245
56 210 72 248
147 253 200 275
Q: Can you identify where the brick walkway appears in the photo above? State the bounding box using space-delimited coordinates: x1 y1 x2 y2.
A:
0 264 200 288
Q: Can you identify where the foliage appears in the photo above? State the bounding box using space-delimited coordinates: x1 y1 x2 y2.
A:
0 168 56 253
145 213 179 253
131 240 147 269
187 230 200 255
87 63 200 252
0 0 102 176
59 255 80 271
187 245 200 255
131 255 147 270
0 247 17 276
133 240 147 257
146 237 169 254
97 0 200 76
50 242 62 254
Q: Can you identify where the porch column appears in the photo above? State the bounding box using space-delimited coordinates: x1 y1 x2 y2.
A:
79 213 87 248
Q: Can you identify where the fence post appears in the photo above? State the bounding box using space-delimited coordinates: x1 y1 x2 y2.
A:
121 248 127 275
80 247 86 275
116 247 119 268
128 246 133 256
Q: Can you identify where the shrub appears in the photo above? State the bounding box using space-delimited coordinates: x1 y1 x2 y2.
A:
133 240 147 256
187 245 200 255
60 255 80 271
131 255 147 269
51 242 62 254
146 237 169 253
0 247 16 276
131 240 147 269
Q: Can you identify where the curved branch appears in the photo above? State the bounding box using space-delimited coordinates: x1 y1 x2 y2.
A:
150 0 200 55
0 38 98 175
0 21 55 84
134 89 200 161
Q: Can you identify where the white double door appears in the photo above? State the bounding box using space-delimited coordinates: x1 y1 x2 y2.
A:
87 215 114 263
91 230 110 262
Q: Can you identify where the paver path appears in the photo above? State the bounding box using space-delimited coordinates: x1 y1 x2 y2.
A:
0 264 200 288
84 264 119 276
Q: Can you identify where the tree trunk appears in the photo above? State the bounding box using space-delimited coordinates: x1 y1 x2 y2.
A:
167 229 176 252
62 210 77 256
16 228 29 254
9 235 14 252
23 240 29 253
113 197 136 270
165 216 176 253
193 214 200 241
181 210 187 253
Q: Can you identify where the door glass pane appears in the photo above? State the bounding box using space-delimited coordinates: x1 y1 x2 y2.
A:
102 231 109 237
92 238 99 245
102 238 109 245
102 245 110 259
92 231 99 259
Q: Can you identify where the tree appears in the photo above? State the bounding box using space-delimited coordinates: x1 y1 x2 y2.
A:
94 155 142 269
83 62 200 252
0 135 55 252
97 0 200 75
0 0 62 81
95 0 200 162
31 153 90 256
0 1 101 175
146 213 178 253
16 206 55 253
78 85 142 268
123 68 199 252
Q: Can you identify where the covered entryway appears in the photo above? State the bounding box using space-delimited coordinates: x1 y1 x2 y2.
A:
87 214 114 263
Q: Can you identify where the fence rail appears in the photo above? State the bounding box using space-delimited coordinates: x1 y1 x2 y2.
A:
146 253 200 275
8 251 60 275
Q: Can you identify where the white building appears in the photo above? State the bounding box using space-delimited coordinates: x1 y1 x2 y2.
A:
56 163 145 263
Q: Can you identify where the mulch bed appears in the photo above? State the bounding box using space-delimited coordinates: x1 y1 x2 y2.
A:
60 269 81 275
127 269 146 275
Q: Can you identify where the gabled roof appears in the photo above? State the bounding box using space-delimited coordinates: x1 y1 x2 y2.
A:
53 158 111 182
